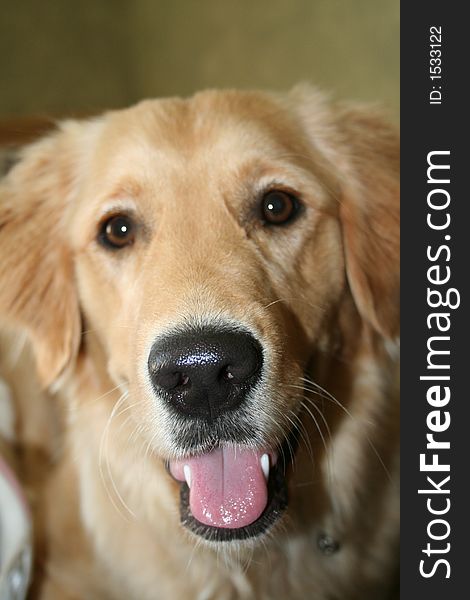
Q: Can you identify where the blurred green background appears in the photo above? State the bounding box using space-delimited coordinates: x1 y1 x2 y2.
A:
0 0 399 118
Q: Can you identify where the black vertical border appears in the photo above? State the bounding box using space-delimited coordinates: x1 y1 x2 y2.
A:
401 2 468 597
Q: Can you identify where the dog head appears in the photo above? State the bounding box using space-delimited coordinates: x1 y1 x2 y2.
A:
0 87 399 544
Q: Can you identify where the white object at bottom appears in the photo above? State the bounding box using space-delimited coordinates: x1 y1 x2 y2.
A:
0 457 32 600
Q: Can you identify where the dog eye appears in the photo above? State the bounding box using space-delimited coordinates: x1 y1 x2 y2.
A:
99 214 136 249
261 190 300 225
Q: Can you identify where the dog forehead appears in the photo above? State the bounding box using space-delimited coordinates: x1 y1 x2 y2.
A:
90 92 299 181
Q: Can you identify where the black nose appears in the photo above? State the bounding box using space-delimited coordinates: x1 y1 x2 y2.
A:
148 328 263 420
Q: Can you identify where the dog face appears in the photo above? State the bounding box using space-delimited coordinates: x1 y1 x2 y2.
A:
0 87 399 544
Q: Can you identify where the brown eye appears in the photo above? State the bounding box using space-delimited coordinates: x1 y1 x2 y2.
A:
261 190 299 225
99 214 136 249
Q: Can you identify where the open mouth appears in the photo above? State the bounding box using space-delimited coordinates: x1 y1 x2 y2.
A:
168 431 297 542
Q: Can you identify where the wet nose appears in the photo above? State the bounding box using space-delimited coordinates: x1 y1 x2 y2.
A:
148 327 263 421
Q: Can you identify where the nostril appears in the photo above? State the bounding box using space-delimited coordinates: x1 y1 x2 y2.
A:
221 366 235 382
218 356 260 385
152 370 191 392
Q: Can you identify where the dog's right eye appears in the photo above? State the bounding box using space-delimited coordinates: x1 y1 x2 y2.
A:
99 214 136 249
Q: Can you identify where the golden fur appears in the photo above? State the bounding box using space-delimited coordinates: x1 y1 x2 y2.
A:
0 86 399 600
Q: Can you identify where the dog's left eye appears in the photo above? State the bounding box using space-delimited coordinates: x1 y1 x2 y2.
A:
99 214 136 249
261 190 300 225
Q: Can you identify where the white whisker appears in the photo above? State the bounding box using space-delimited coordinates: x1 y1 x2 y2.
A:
98 390 136 520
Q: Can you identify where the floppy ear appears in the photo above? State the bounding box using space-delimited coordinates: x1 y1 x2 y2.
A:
0 125 84 387
289 85 399 339
334 104 399 339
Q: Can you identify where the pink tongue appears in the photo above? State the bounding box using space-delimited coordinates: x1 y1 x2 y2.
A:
170 447 268 529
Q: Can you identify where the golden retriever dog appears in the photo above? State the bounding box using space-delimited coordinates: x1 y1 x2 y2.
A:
0 86 399 600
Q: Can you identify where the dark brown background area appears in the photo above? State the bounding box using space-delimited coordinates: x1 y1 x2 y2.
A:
0 0 399 119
